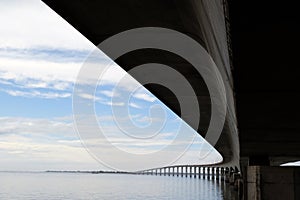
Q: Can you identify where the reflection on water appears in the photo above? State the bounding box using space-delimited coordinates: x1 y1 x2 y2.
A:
0 172 238 200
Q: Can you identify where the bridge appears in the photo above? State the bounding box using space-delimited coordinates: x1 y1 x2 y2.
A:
42 0 300 199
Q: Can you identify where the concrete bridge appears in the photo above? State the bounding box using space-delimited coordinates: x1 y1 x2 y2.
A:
42 0 300 199
136 165 240 184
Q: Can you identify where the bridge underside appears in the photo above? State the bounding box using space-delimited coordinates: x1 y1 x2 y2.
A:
41 0 238 168
229 1 300 166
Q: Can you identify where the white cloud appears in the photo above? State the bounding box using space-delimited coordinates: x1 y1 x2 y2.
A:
0 117 74 138
99 90 120 98
77 93 103 102
101 101 125 107
0 57 80 90
129 102 142 109
0 115 221 171
0 0 94 50
0 56 146 99
0 0 162 108
2 89 71 99
0 0 147 99
132 92 156 102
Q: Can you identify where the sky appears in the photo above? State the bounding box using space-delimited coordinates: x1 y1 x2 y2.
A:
0 0 224 171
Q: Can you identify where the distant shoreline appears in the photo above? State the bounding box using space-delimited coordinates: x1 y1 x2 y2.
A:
0 170 133 174
45 170 133 174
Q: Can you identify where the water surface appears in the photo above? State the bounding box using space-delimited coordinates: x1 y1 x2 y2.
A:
0 172 238 200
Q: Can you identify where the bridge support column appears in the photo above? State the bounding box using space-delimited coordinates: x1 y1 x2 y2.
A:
225 167 230 183
212 167 215 180
208 167 211 180
221 167 224 180
198 166 201 179
181 166 183 177
229 167 238 185
245 166 300 200
216 167 219 180
194 166 196 178
185 166 187 177
203 167 206 179
172 167 174 176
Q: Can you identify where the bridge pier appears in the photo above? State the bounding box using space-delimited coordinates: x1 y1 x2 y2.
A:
216 167 220 180
185 166 187 177
220 168 225 181
206 167 210 180
181 166 183 177
202 167 206 179
172 167 174 176
173 167 175 176
212 167 215 180
229 167 238 185
225 167 230 183
244 166 300 200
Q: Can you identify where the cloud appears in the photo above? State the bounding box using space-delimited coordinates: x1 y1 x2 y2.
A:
132 92 156 102
0 0 94 50
0 53 146 100
0 57 80 91
2 89 71 99
0 115 221 171
0 0 163 108
77 93 104 102
101 101 125 107
0 116 104 170
0 0 145 95
0 117 74 139
99 90 120 98
0 0 146 100
129 102 142 109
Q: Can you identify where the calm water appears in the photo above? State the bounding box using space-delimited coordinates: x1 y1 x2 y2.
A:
0 172 238 200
